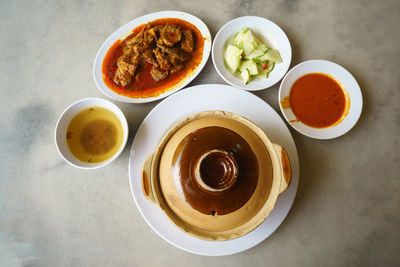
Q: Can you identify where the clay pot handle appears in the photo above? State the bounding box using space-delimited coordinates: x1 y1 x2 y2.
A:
141 153 156 204
273 144 292 194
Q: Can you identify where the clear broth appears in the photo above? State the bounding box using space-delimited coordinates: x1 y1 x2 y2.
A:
66 107 123 163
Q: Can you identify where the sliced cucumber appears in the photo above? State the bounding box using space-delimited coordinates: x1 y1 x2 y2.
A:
245 47 266 60
240 60 258 76
241 29 259 55
257 48 282 63
256 43 268 52
232 29 245 49
233 28 250 47
267 49 282 63
266 61 275 73
252 57 264 65
224 44 243 72
233 28 259 55
240 68 250 84
257 61 275 78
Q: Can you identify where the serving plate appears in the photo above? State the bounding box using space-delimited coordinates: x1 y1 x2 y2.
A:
212 16 291 91
279 60 363 139
128 84 299 255
93 11 212 103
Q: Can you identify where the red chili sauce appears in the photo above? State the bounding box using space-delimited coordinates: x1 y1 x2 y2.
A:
289 73 346 128
102 18 205 98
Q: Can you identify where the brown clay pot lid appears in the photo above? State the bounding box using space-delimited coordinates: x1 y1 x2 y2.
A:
142 111 291 240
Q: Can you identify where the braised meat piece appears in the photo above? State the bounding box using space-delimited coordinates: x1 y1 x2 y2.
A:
114 26 156 86
170 61 184 74
125 27 145 47
142 49 158 67
181 29 194 52
147 27 157 39
157 44 189 65
131 34 154 55
150 67 169 81
148 26 165 46
114 51 140 86
142 32 155 48
147 26 161 38
153 47 171 70
160 24 182 47
118 51 140 74
114 68 132 87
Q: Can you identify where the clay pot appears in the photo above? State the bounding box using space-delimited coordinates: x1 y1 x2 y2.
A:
141 111 291 241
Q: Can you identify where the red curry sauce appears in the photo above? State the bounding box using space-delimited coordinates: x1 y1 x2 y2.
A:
102 18 205 98
289 73 346 128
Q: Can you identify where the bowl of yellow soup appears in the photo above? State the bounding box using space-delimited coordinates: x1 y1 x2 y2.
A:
55 98 129 169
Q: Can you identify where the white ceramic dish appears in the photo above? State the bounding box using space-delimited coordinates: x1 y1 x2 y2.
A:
128 84 299 256
279 60 363 139
93 11 212 103
55 98 129 169
212 16 291 91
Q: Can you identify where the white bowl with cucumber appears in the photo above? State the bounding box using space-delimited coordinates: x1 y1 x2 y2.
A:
212 16 291 91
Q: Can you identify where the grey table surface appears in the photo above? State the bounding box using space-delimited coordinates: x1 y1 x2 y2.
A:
1 0 399 266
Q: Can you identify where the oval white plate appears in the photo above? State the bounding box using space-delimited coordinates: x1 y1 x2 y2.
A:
129 84 299 256
279 60 363 139
212 16 291 91
93 11 212 103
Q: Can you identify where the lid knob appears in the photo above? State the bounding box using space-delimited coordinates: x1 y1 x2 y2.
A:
194 149 238 192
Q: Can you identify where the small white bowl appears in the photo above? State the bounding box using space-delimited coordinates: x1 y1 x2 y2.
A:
55 98 129 169
212 16 291 91
279 60 363 139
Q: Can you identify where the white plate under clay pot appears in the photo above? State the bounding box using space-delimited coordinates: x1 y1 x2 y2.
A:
129 84 299 256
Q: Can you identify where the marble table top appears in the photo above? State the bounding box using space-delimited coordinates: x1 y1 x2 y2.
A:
1 0 399 266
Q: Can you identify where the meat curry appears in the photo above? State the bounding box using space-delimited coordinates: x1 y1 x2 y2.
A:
102 18 205 98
